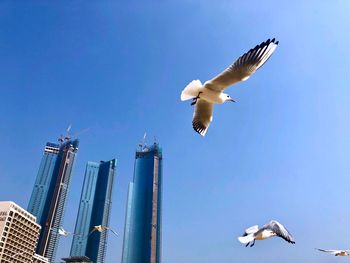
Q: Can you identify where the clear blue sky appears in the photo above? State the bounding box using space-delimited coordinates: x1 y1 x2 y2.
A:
1 1 350 262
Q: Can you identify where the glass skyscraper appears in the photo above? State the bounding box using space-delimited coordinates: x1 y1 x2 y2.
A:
28 136 79 262
70 159 117 263
122 142 163 263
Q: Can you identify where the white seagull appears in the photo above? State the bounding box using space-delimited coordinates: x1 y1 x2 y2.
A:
89 225 118 237
55 226 80 237
238 220 295 247
316 248 350 256
181 38 279 136
58 227 71 237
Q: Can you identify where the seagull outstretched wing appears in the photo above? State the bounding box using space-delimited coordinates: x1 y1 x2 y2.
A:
108 227 119 236
192 99 214 136
88 228 97 237
88 225 103 236
242 225 259 236
204 38 279 92
263 220 295 244
316 249 340 254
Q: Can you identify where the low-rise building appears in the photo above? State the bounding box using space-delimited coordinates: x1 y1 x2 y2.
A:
0 201 49 263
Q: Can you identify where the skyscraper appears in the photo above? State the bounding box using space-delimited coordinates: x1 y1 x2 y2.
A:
70 159 117 263
28 135 79 262
27 142 60 223
122 142 163 263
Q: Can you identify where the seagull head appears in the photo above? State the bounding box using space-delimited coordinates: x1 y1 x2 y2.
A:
222 93 236 103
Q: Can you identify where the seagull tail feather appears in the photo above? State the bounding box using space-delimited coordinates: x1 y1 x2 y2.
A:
181 80 202 101
238 234 255 244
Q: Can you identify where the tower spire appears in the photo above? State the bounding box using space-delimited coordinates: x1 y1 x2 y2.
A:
138 132 147 151
58 125 72 144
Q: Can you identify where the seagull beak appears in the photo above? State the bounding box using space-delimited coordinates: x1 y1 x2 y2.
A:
229 99 236 103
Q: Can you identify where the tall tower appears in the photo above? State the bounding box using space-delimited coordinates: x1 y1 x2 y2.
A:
122 142 163 263
70 159 116 263
28 133 79 262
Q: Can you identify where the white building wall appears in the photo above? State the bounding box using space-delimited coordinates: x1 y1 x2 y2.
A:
0 201 48 263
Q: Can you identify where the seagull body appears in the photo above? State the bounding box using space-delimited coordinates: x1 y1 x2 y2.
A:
181 38 279 136
238 220 295 247
316 248 350 256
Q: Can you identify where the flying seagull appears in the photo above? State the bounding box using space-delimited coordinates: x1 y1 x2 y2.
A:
238 220 295 247
89 225 119 237
181 38 279 136
316 248 350 256
58 227 71 237
54 226 81 237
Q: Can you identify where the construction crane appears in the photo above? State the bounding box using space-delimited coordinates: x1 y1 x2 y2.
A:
58 125 90 144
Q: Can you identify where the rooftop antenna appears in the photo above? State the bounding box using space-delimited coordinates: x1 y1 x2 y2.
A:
58 124 72 144
64 124 72 141
139 132 147 151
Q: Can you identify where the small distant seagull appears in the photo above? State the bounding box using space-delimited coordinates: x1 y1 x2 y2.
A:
56 227 80 237
89 225 118 237
58 227 70 237
181 38 279 136
238 220 295 247
316 248 350 256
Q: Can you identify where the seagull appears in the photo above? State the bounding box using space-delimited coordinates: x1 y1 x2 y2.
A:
181 38 279 136
238 220 295 247
58 227 79 237
58 227 71 237
316 248 350 256
53 226 80 237
89 225 118 237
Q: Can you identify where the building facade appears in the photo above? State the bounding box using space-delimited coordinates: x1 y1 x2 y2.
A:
28 137 79 262
27 142 60 223
70 159 117 263
122 143 163 263
0 201 48 263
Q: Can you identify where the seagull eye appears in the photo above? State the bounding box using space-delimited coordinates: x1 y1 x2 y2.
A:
227 95 229 98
